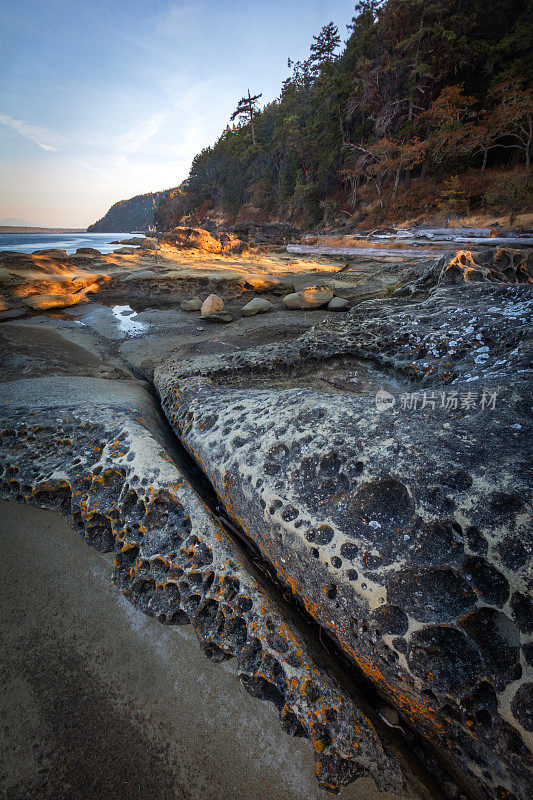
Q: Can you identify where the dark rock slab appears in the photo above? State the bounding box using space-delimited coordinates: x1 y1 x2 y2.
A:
155 282 533 800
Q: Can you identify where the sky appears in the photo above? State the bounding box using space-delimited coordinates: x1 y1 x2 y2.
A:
0 0 355 227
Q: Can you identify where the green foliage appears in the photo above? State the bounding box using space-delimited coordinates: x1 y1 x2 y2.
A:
88 190 171 232
155 0 531 229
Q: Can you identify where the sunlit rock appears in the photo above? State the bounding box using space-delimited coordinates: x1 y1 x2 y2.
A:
283 283 334 309
201 293 224 314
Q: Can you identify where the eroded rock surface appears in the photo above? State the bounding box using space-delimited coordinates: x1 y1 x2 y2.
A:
283 284 335 310
0 249 109 312
229 221 301 245
397 248 533 299
156 282 533 800
161 227 245 254
0 375 403 795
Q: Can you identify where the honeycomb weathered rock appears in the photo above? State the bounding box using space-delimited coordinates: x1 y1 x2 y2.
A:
155 282 533 800
0 376 401 795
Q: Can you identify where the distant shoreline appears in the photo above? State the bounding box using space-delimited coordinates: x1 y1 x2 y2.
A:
0 226 87 234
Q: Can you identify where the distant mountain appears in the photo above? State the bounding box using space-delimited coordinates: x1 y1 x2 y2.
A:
87 190 174 232
0 217 41 227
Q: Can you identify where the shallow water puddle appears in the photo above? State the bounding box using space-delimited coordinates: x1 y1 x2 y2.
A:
110 305 148 336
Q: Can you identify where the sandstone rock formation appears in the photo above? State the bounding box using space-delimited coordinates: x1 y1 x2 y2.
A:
0 375 402 795
0 249 109 312
201 294 225 314
397 248 533 299
162 227 245 254
236 274 295 295
155 281 533 800
241 298 273 316
2 244 531 798
163 227 224 253
283 284 334 309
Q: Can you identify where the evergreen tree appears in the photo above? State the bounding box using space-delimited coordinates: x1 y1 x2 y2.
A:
308 22 341 75
157 0 531 229
230 90 263 146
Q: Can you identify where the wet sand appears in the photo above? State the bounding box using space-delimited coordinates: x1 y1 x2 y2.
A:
0 500 410 800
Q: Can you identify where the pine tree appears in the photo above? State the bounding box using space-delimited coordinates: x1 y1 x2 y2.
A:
308 22 341 75
230 89 263 146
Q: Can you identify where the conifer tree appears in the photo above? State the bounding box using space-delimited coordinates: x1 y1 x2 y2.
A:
230 89 263 146
308 22 341 75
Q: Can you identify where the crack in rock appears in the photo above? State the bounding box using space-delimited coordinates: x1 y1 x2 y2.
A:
0 376 402 795
155 282 533 800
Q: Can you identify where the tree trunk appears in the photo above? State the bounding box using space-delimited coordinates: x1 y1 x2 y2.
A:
373 180 383 221
248 90 257 147
525 113 531 168
482 147 488 170
250 115 256 147
408 13 425 122
391 165 401 202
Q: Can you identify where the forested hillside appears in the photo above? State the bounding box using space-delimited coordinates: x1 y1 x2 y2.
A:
156 0 532 230
88 189 171 232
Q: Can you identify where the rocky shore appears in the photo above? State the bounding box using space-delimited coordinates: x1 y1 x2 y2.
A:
0 228 531 799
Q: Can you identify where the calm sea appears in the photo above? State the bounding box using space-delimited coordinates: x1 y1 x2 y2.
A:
0 232 137 255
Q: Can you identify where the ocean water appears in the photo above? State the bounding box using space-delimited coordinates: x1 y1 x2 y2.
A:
0 232 137 255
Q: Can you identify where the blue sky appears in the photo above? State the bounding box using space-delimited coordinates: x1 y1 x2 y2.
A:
0 0 355 227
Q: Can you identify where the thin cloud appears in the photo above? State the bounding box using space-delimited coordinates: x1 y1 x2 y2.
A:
115 112 166 165
0 113 60 151
77 160 117 181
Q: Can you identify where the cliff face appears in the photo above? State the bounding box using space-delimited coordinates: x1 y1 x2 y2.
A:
88 189 175 232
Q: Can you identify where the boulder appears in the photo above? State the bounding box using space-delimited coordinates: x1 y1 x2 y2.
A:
327 297 349 311
181 297 202 312
163 226 223 254
76 247 102 256
201 293 224 314
155 280 533 800
283 283 334 309
241 298 273 317
217 232 246 253
113 247 137 255
31 249 68 258
199 311 234 323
